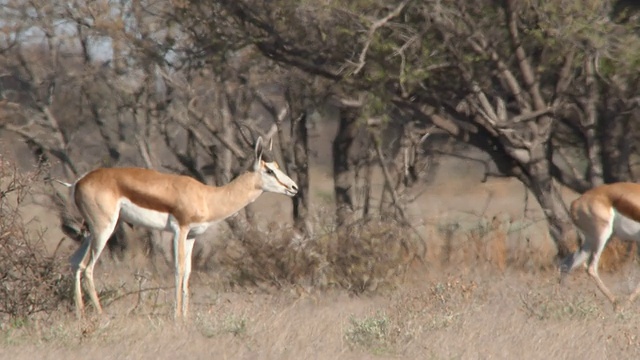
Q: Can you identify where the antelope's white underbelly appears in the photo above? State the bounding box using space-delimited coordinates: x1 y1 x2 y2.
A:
118 198 218 237
612 210 640 241
119 198 172 231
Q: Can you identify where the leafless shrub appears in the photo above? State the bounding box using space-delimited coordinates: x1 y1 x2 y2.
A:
211 217 422 293
0 157 70 321
327 219 420 293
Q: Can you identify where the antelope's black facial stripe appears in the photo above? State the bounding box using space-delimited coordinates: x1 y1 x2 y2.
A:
264 162 295 190
263 162 277 177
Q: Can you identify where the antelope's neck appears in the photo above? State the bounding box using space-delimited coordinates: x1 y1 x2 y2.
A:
205 172 262 221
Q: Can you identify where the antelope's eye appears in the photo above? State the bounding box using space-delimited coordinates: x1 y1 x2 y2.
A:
266 168 275 176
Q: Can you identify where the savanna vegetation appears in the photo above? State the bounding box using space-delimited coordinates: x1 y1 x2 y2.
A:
2 0 640 358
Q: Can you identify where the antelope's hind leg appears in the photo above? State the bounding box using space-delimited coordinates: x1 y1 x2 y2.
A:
73 193 120 317
71 235 91 319
83 218 118 315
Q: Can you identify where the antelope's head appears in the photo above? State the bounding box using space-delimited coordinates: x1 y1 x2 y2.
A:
253 137 298 197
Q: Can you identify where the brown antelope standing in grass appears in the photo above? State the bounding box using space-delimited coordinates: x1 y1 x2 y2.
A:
65 137 298 319
561 183 640 310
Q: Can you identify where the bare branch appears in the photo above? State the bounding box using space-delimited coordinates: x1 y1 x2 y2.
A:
509 107 555 125
135 135 154 169
329 94 365 108
353 0 410 75
185 94 247 159
2 123 78 175
552 49 576 106
371 132 407 221
434 11 531 112
471 82 499 124
505 0 545 111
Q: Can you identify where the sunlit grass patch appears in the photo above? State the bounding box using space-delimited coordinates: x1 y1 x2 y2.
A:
344 311 392 354
519 290 602 321
195 312 249 338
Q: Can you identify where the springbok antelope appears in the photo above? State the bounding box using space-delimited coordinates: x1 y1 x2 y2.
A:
561 182 640 310
66 137 298 319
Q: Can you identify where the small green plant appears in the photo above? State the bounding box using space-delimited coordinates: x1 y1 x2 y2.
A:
195 313 248 338
221 314 247 337
428 311 462 330
344 312 391 353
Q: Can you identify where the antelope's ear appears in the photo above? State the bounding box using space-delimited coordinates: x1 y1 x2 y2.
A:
254 136 264 162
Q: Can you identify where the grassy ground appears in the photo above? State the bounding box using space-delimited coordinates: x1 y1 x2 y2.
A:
3 256 640 360
3 144 640 359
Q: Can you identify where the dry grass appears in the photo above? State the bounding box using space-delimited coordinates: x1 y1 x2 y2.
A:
427 213 559 274
599 237 638 273
4 267 640 360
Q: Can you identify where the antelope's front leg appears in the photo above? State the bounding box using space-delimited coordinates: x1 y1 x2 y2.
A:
182 237 196 318
172 229 186 319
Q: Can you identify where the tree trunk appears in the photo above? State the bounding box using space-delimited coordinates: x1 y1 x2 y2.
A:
529 179 577 257
583 54 604 187
332 106 359 226
362 149 374 219
292 111 310 233
429 108 579 258
524 148 577 258
599 96 634 183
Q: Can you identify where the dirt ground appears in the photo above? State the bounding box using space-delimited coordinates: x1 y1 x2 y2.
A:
3 128 640 359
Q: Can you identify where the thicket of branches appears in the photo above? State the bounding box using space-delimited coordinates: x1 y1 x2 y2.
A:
0 157 70 321
208 217 424 293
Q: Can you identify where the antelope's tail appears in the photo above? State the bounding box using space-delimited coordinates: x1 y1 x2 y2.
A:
45 176 74 188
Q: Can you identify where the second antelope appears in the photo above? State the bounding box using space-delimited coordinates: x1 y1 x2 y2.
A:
67 137 298 319
561 182 640 310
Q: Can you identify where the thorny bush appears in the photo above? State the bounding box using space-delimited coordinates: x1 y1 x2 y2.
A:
210 216 424 293
0 157 69 322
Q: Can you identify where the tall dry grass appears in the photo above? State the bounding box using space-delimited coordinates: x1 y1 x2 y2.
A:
429 212 638 274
